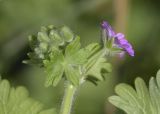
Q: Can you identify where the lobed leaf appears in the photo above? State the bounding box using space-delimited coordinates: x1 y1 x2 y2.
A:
44 49 64 87
65 36 87 65
86 57 111 81
109 69 160 114
0 78 56 114
44 36 88 86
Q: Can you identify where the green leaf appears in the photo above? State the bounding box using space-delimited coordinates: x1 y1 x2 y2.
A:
82 43 112 84
65 36 81 57
63 37 88 85
0 78 56 114
64 65 80 86
43 36 88 86
135 78 151 112
108 96 134 114
39 109 56 114
84 43 101 58
86 57 111 81
65 36 87 65
109 69 160 114
156 70 160 88
84 48 111 81
115 83 139 106
149 71 160 113
44 49 64 87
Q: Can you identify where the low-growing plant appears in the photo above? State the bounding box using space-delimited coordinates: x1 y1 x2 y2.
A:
0 21 158 114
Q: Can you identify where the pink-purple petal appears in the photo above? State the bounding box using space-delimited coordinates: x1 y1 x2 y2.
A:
101 21 115 38
115 33 134 56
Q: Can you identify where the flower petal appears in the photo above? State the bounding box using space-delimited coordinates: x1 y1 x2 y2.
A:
115 33 134 56
101 21 115 38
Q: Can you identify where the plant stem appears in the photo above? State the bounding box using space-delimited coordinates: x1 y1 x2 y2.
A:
60 82 77 114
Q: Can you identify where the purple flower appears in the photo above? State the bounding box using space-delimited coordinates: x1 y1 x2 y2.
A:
101 21 134 57
101 21 115 39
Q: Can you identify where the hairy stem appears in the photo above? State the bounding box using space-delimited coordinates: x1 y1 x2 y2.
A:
59 48 106 114
60 82 77 114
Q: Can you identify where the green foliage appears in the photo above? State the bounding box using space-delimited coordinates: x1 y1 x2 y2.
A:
109 70 160 114
44 37 87 86
24 25 83 86
25 25 112 87
0 77 56 114
65 36 87 65
86 57 112 81
24 25 74 66
43 49 64 87
84 43 112 84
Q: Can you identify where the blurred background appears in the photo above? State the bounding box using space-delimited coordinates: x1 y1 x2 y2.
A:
0 0 160 114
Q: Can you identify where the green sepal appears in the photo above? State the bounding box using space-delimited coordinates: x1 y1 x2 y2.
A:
106 38 114 49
